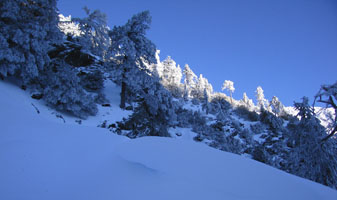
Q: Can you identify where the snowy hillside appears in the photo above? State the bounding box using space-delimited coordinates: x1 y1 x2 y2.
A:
1 81 336 200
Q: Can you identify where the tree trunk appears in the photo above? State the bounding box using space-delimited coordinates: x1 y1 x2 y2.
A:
120 81 126 109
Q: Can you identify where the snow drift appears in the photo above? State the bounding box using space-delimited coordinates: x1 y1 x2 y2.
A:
0 80 336 200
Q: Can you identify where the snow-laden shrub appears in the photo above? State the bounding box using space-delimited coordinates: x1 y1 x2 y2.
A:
220 135 245 155
234 105 260 122
209 96 232 115
252 146 270 164
239 128 253 142
77 68 104 91
0 0 61 84
260 110 284 131
250 123 266 134
120 100 170 138
40 59 98 119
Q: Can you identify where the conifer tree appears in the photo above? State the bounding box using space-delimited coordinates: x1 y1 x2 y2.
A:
255 86 271 112
119 74 177 138
160 56 183 96
73 7 110 59
183 64 197 99
222 80 235 103
146 50 163 77
58 14 81 37
108 11 156 109
40 58 98 119
286 97 337 188
270 96 285 117
0 0 61 84
195 74 213 100
202 88 211 114
240 92 254 110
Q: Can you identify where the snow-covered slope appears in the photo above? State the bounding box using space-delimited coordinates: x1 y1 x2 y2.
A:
1 80 336 200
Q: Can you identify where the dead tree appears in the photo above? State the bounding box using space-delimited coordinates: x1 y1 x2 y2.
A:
314 82 337 142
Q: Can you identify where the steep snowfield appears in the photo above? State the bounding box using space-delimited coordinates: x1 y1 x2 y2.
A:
1 80 337 200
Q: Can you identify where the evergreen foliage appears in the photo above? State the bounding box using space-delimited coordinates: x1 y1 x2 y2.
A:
286 97 337 188
108 11 157 108
222 80 235 103
183 64 198 99
39 58 98 119
117 77 176 138
255 86 271 112
73 7 110 59
1 1 337 190
0 0 61 84
194 74 213 100
270 96 286 117
161 57 182 88
154 55 184 98
0 0 100 118
260 108 284 131
58 14 81 37
234 105 260 122
240 92 255 111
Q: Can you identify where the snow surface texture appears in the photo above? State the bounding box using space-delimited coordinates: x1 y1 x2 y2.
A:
1 80 337 200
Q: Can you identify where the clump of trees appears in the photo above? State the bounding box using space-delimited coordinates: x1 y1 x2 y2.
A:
1 0 337 189
285 97 337 187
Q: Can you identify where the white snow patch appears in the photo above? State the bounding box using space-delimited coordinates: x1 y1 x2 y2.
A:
182 100 202 112
0 79 131 127
253 133 267 143
169 127 197 140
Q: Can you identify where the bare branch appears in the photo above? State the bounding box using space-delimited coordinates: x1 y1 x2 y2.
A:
329 95 337 109
321 126 337 142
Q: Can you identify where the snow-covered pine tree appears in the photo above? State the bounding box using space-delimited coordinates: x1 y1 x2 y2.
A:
209 94 232 121
160 56 183 97
118 74 177 138
0 1 101 118
286 97 337 189
58 14 81 37
255 86 271 112
270 96 286 117
73 7 110 60
0 0 61 85
48 22 106 106
240 92 254 111
203 76 214 99
108 11 157 109
183 64 198 99
202 88 211 115
194 74 213 100
58 9 108 102
222 80 235 104
147 50 163 77
39 58 98 119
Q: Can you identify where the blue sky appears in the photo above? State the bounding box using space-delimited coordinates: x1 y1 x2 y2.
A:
58 0 337 106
